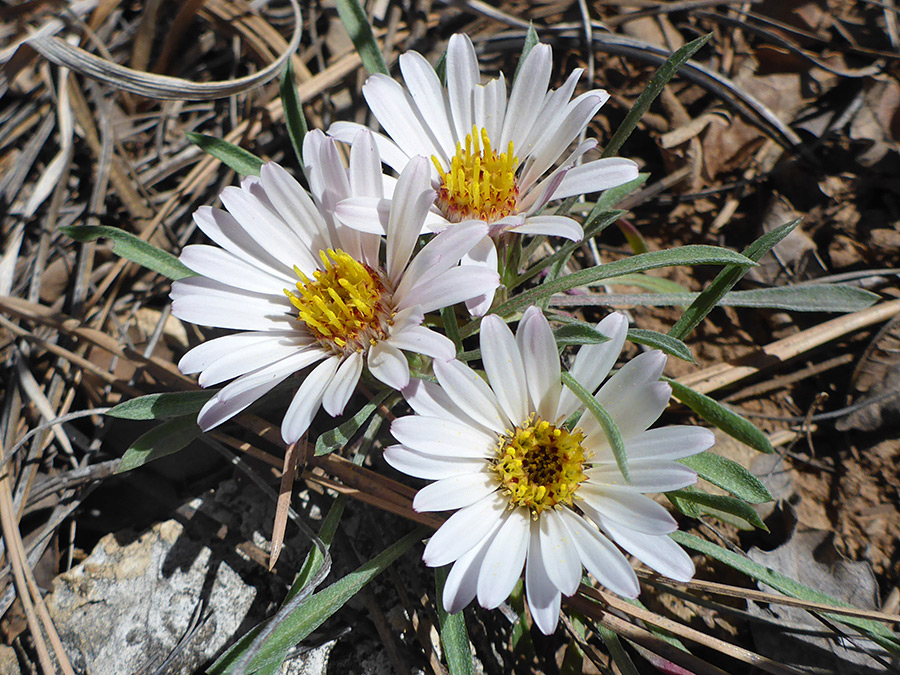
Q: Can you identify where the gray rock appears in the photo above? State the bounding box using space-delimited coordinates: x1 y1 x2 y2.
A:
46 519 257 674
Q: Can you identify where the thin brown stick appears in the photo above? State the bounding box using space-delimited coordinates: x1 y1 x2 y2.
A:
269 440 299 570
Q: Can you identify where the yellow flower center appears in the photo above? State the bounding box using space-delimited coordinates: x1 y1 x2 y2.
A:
493 415 587 516
433 126 519 224
285 248 391 354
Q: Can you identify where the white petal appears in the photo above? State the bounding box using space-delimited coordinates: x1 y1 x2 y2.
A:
424 492 507 566
367 341 410 390
399 50 455 159
477 508 530 609
179 330 299 374
321 350 363 416
593 351 670 437
401 378 482 428
196 352 315 431
552 158 640 201
526 521 563 635
386 157 434 283
362 74 444 162
434 359 507 433
519 139 595 209
511 216 583 241
334 196 391 235
394 220 489 300
588 461 698 493
180 244 293 294
391 416 495 458
558 508 639 598
481 314 529 425
413 471 498 512
446 33 479 142
281 357 340 443
170 277 294 332
601 522 695 582
259 162 329 249
462 236 499 316
388 325 456 361
192 206 292 279
515 306 560 420
475 75 507 145
517 69 584 158
501 43 552 151
556 312 628 419
579 484 678 535
384 444 486 480
397 266 500 315
198 336 319 387
442 524 500 614
348 129 384 198
622 426 716 461
327 121 411 174
539 509 583 596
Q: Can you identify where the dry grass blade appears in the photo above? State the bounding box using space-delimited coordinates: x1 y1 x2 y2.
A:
26 0 302 99
270 441 302 570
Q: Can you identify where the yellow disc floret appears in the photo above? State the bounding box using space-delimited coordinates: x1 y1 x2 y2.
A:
433 126 519 224
285 249 390 354
493 415 587 516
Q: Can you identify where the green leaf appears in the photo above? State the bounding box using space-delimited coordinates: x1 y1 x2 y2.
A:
441 306 463 354
280 59 308 171
671 531 900 654
627 328 694 362
667 487 768 530
107 391 215 420
314 390 390 456
668 378 774 454
211 527 425 673
435 567 475 675
679 451 772 504
561 371 628 481
604 272 691 295
602 34 711 158
496 245 756 319
115 416 200 474
513 24 541 84
61 225 196 280
598 625 641 675
186 132 263 176
335 0 389 75
554 322 610 347
669 218 800 340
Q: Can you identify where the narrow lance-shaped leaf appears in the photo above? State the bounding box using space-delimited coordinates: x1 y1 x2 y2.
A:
335 0 389 75
280 59 309 172
561 371 629 481
668 378 774 454
435 567 476 675
513 24 541 84
107 390 216 420
627 328 694 363
667 487 768 531
210 527 426 673
314 390 390 456
61 225 197 281
598 625 642 675
669 218 800 340
678 451 772 504
554 322 610 348
115 416 200 474
602 33 711 158
492 245 756 322
186 132 264 176
671 531 900 654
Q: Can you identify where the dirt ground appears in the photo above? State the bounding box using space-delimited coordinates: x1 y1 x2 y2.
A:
1 0 899 673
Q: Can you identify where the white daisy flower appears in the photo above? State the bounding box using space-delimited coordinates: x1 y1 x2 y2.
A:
384 307 714 634
170 145 499 444
329 33 640 260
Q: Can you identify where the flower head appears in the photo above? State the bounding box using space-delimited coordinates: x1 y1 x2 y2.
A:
330 33 640 242
385 307 714 634
171 136 499 444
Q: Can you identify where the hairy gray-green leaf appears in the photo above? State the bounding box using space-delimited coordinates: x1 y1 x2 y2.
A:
554 322 610 347
668 378 774 454
116 416 200 474
679 451 772 504
335 0 389 75
186 132 264 176
280 59 308 171
561 372 628 481
314 391 390 456
627 328 694 362
667 487 768 530
436 567 476 675
107 391 215 420
61 225 196 280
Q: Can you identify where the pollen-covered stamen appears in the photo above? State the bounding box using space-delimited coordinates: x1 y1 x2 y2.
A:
285 248 391 354
493 415 587 516
433 126 519 224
